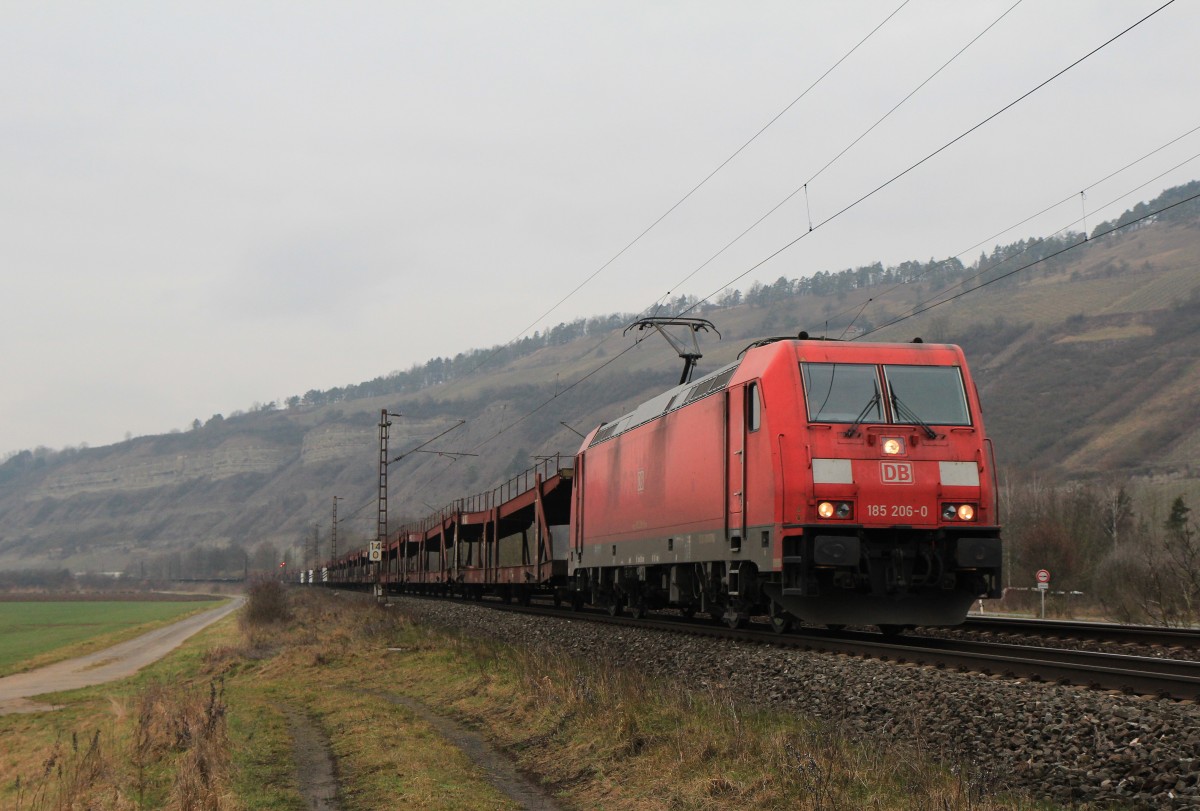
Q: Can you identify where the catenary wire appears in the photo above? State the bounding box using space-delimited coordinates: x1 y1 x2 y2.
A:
496 0 1025 395
859 189 1200 337
640 0 1024 320
866 149 1200 333
422 1 913 391
674 0 1178 318
817 122 1200 330
393 0 1177 510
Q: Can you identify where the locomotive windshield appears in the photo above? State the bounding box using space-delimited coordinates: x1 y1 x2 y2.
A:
801 363 882 422
801 362 971 426
883 365 971 426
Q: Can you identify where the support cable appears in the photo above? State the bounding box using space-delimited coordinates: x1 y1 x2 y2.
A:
859 147 1200 333
674 0 1177 318
813 123 1200 330
860 189 1200 337
416 1 913 392
387 0 1178 510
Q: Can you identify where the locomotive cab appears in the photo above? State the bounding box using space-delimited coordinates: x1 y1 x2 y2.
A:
771 340 1003 627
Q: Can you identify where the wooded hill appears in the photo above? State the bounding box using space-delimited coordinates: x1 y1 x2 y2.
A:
1 183 1198 575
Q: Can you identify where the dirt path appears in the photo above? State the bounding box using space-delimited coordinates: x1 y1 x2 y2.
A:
0 595 244 715
371 691 563 811
280 704 341 811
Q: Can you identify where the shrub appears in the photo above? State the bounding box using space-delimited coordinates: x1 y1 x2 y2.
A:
241 577 290 626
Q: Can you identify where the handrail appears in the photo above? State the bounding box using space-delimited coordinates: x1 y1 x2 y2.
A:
398 453 570 542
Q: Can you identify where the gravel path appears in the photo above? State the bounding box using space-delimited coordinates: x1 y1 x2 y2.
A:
396 597 1200 810
0 596 243 715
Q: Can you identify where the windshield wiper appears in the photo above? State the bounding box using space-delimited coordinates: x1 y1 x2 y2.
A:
889 384 937 439
844 384 880 438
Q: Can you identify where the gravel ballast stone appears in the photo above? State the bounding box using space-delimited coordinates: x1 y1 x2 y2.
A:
395 597 1200 810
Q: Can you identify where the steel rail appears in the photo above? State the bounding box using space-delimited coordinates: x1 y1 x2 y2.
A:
959 616 1200 648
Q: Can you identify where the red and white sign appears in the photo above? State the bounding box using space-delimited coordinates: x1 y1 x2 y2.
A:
1035 569 1051 584
880 461 914 484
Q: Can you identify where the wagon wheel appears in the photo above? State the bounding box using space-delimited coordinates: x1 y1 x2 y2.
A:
606 596 624 617
722 610 748 630
680 604 696 619
570 592 585 612
768 603 794 635
629 600 648 620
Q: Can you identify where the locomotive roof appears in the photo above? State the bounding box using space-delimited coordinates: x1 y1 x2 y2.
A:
587 358 741 446
585 338 966 448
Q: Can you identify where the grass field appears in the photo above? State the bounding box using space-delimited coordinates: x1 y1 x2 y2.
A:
0 599 222 677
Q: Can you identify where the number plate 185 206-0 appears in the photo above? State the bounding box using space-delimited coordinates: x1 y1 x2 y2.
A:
865 504 930 519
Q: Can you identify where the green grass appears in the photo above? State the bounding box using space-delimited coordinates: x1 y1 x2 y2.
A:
0 600 221 677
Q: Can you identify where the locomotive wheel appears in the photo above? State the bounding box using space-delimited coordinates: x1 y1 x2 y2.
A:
679 604 696 618
629 601 647 620
607 597 624 617
723 611 748 630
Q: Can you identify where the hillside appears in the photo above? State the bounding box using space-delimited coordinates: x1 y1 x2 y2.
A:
1 200 1198 575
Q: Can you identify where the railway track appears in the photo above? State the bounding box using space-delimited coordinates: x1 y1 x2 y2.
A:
417 595 1200 701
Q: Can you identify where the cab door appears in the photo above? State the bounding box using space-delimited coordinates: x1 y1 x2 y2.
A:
725 386 743 548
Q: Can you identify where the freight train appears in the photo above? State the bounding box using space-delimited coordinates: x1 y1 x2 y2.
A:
323 334 1003 633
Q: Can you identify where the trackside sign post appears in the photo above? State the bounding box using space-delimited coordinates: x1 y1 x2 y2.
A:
1036 569 1051 618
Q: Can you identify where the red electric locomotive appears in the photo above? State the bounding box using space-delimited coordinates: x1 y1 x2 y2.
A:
569 334 1002 631
326 332 1002 633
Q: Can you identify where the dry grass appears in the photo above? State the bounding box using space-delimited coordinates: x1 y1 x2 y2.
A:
1 588 1054 810
419 635 1018 810
8 678 231 811
248 590 1043 810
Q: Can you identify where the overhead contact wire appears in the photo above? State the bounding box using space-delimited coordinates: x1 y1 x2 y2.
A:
816 122 1200 328
400 0 1175 508
860 190 1200 336
675 0 1177 317
443 0 913 388
397 3 920 496
652 0 1027 309
883 148 1200 327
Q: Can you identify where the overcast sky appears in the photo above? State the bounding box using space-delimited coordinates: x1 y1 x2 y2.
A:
2 1 1197 456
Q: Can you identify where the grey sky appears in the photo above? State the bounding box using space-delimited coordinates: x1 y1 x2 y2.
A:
2 1 1197 456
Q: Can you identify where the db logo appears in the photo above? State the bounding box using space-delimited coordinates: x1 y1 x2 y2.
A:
880 461 914 484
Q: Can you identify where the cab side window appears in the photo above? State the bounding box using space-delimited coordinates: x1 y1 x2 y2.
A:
747 382 761 432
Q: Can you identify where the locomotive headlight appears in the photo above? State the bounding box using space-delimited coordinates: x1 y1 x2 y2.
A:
941 503 977 521
882 437 904 456
818 501 852 520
